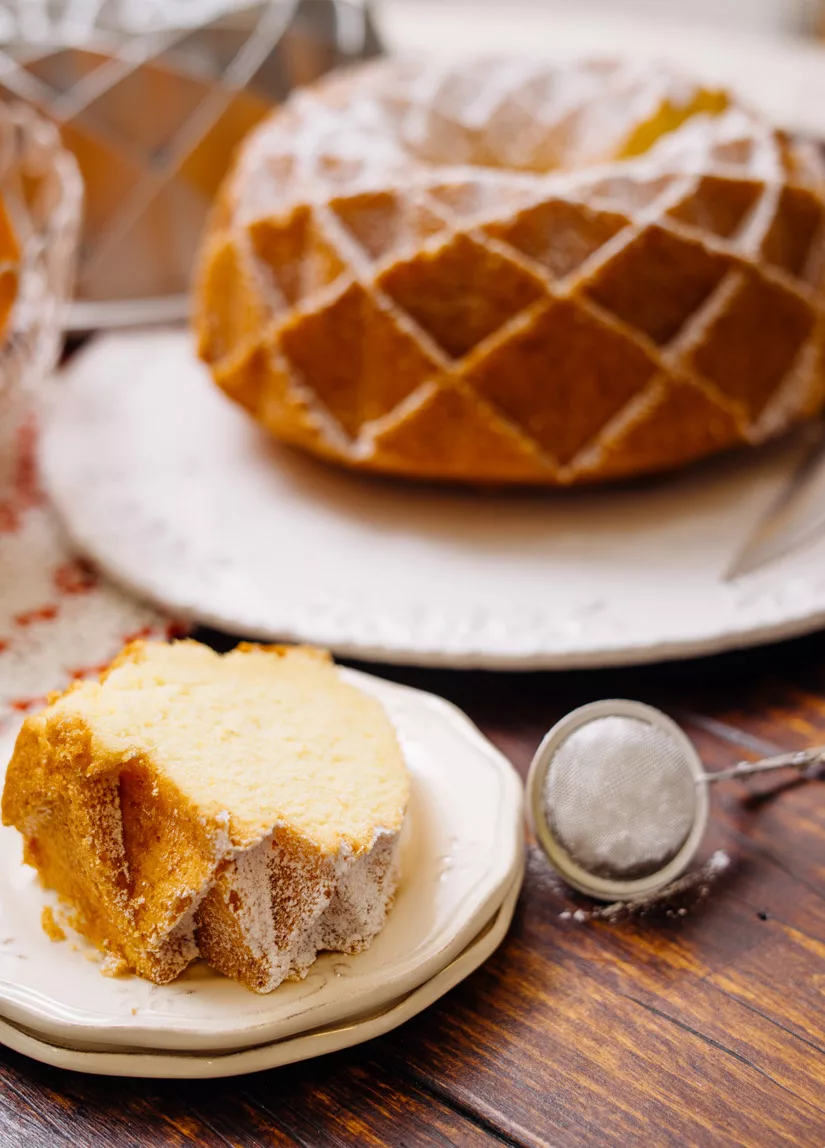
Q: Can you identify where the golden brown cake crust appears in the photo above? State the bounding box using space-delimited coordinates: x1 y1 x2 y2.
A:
2 641 409 993
194 57 825 485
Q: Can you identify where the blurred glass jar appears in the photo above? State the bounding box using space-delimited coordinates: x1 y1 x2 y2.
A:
0 0 380 330
0 102 81 488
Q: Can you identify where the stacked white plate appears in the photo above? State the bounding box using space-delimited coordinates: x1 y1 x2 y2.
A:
0 669 524 1078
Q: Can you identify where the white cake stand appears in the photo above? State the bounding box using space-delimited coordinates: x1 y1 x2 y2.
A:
39 330 825 669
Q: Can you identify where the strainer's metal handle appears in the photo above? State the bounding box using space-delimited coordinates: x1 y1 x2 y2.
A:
705 746 825 783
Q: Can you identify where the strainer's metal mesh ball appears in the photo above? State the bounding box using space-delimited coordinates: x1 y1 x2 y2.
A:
527 700 710 902
544 715 698 881
529 699 825 903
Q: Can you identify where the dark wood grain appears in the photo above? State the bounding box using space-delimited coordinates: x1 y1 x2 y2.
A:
3 630 825 1147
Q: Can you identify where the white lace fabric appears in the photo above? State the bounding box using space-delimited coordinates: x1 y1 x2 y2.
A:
0 391 176 738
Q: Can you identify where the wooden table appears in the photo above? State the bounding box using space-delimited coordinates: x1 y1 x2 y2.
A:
4 5 825 1136
1 627 823 1146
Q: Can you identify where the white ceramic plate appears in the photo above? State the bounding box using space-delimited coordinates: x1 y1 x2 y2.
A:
0 669 524 1052
41 330 825 669
0 866 522 1078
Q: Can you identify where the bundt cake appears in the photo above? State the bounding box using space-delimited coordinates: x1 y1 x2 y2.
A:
195 57 825 485
2 641 409 993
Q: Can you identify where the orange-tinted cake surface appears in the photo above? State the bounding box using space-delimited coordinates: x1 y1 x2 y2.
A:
2 641 409 993
0 193 19 345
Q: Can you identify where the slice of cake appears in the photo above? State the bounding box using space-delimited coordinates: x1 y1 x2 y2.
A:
2 641 409 993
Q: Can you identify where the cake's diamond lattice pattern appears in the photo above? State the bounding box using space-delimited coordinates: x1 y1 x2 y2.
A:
198 58 825 484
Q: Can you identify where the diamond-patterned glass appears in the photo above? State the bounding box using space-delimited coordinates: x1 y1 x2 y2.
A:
0 0 380 328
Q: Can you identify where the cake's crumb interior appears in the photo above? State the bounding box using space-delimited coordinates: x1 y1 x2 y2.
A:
41 906 66 943
49 640 407 851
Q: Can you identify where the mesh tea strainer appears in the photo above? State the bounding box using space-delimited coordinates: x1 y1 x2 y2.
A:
526 699 825 902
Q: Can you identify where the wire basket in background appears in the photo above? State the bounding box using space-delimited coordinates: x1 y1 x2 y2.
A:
0 0 381 330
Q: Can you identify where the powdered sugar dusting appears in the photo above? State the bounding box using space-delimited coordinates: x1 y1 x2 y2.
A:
162 821 405 994
230 56 784 228
558 850 731 922
707 848 730 874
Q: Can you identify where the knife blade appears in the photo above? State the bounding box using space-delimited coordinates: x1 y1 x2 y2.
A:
725 421 825 580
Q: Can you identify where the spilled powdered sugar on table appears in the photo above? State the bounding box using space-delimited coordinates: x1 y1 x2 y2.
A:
558 850 731 922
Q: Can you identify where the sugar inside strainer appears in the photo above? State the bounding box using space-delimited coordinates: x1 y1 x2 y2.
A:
527 699 825 903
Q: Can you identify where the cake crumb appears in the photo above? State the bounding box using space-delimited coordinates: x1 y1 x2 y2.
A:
41 907 66 943
101 952 129 978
